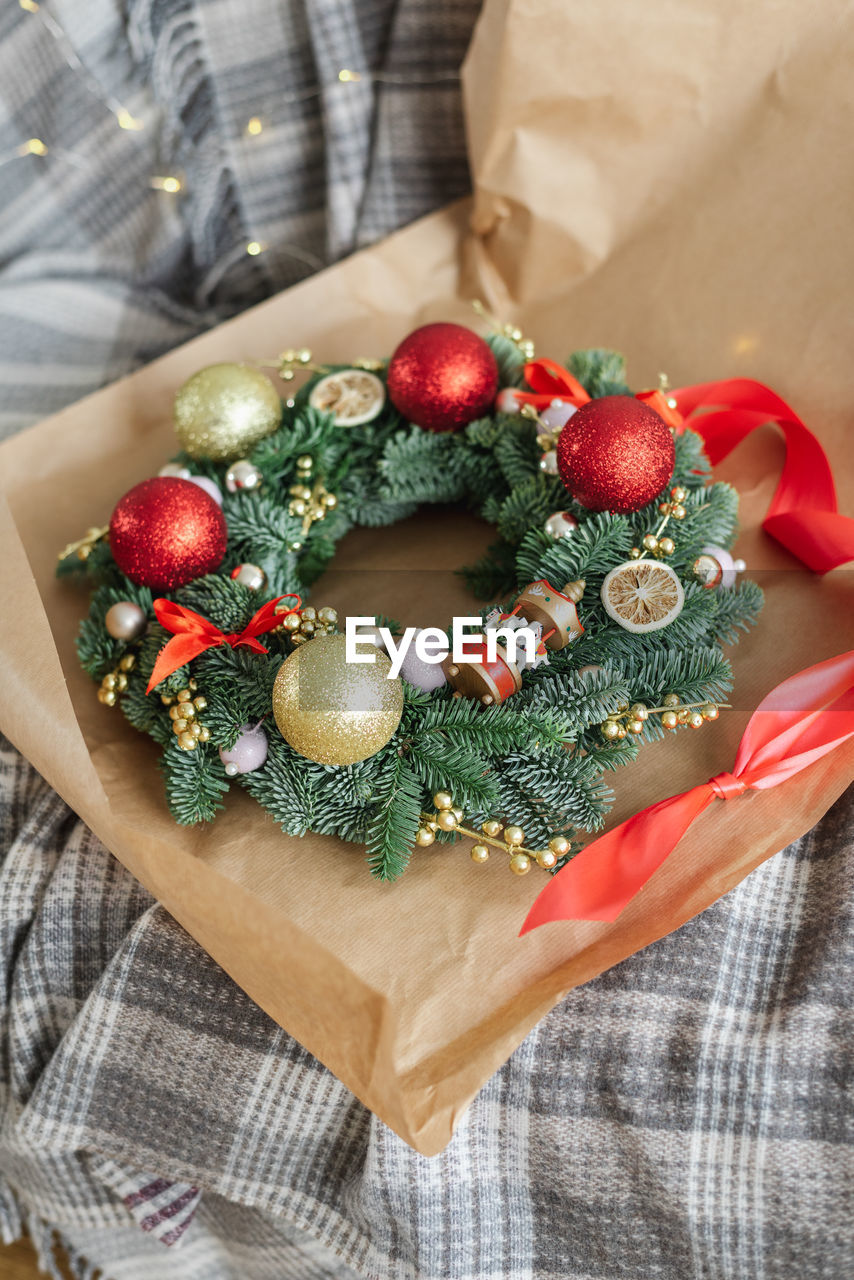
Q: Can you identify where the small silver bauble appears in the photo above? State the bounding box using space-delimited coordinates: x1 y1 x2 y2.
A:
105 601 147 641
693 545 747 590
225 459 263 494
230 562 266 591
539 449 558 474
158 462 191 479
543 511 579 540
186 475 223 506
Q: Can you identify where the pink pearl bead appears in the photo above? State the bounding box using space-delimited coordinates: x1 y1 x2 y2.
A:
219 724 268 776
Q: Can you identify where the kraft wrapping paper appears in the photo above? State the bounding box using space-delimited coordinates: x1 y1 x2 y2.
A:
1 0 852 1154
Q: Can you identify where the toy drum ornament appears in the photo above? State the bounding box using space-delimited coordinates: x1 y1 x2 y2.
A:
514 579 585 649
442 640 524 706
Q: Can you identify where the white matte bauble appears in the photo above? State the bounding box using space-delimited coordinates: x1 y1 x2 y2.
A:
398 628 448 693
158 463 191 479
187 475 223 506
352 623 388 652
496 388 522 415
105 601 147 641
219 724 269 776
540 399 577 431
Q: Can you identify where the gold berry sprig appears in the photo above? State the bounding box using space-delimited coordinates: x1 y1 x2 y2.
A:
600 692 729 741
286 453 338 553
471 300 536 359
58 525 109 564
415 792 571 875
628 484 688 562
97 653 136 706
277 602 338 646
161 680 210 752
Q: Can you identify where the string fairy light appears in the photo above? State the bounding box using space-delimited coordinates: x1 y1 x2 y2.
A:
18 0 144 130
9 1 463 271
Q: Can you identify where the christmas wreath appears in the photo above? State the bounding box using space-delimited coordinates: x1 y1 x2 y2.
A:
60 318 763 881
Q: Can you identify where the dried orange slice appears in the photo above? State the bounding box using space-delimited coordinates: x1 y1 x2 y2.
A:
601 560 684 633
308 369 385 426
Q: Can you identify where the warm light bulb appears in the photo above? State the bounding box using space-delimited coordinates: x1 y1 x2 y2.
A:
246 241 265 256
338 68 362 82
116 109 144 131
246 117 264 136
151 175 182 193
23 138 48 156
19 1 40 12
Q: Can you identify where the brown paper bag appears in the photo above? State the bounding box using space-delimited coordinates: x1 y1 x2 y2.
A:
1 0 853 1155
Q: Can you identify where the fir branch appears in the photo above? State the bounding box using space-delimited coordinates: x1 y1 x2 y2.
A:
522 665 633 732
405 738 499 813
365 754 423 880
671 428 713 487
493 424 542 489
485 332 526 387
378 427 460 503
175 574 257 633
413 697 574 755
495 474 565 544
515 512 633 587
161 744 229 825
711 580 765 646
238 733 317 835
568 349 631 398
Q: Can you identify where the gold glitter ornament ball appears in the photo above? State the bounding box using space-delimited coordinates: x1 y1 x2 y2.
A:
174 364 282 462
272 632 404 766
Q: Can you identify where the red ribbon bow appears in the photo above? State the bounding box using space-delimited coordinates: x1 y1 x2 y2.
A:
512 358 591 410
146 595 300 693
504 359 685 430
521 651 854 931
673 378 854 573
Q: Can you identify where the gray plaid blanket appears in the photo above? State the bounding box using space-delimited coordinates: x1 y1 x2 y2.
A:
1 3 852 1278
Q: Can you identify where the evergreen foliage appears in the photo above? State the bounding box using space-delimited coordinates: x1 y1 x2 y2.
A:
63 345 763 881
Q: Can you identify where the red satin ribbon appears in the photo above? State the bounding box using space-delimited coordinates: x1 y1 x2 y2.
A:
507 358 591 411
146 595 300 693
521 651 854 931
507 360 685 431
672 378 854 573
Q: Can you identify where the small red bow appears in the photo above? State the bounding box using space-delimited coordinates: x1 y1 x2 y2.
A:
146 595 300 693
503 358 684 429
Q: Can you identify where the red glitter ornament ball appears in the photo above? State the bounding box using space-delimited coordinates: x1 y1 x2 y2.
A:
110 477 228 590
386 322 499 432
556 396 675 513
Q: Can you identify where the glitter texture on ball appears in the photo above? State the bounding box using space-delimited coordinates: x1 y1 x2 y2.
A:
556 396 675 513
272 632 403 765
386 322 499 432
173 363 282 462
109 477 227 590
